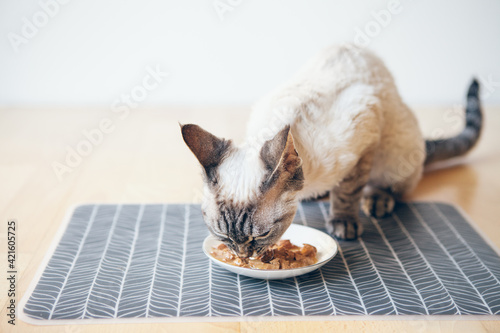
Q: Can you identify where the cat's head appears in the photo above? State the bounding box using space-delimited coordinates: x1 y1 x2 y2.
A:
181 124 304 258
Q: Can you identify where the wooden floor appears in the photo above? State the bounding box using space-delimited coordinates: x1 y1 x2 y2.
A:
1 106 499 332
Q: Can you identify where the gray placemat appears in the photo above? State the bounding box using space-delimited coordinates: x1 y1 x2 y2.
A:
21 202 500 323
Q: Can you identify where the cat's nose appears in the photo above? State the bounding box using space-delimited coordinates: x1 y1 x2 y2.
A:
236 246 253 258
237 250 250 258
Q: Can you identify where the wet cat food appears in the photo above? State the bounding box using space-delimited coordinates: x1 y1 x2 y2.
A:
211 239 317 270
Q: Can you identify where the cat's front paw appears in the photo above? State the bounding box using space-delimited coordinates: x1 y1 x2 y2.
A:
326 216 363 240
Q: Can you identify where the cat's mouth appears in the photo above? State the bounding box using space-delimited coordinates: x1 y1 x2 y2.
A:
235 249 257 259
227 238 274 259
231 246 268 259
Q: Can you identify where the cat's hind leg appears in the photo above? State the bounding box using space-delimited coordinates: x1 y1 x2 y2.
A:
361 157 423 218
361 185 395 218
361 104 425 218
327 153 373 240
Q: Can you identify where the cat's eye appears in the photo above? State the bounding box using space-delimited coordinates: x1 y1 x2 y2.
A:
216 235 231 242
255 230 271 240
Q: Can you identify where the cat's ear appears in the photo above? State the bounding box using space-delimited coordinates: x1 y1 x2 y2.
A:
260 126 302 177
181 124 231 179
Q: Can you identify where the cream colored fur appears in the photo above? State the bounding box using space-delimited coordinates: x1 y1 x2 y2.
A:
235 43 425 201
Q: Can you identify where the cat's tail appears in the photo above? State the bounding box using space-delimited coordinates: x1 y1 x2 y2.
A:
424 79 483 165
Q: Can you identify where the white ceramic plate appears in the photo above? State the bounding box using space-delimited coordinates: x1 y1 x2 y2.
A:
202 224 338 280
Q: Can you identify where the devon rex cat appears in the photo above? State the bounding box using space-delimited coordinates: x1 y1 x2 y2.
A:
181 44 482 258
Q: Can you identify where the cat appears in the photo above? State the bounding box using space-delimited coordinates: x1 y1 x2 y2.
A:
181 43 482 258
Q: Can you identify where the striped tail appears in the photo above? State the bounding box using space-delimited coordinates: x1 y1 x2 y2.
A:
425 79 483 165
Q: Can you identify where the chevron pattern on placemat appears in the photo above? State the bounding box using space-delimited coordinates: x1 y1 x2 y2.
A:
22 202 500 322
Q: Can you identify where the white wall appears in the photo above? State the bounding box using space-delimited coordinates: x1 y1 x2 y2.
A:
1 0 499 107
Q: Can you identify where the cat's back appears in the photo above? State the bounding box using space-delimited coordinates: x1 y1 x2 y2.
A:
289 44 394 93
247 44 392 141
248 44 394 127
